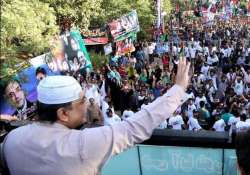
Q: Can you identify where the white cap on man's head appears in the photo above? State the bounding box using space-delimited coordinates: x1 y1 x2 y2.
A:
37 76 82 104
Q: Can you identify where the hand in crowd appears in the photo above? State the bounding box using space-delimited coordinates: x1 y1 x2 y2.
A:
0 114 18 121
175 57 190 90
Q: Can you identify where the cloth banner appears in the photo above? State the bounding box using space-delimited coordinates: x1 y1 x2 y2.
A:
0 65 59 115
48 29 92 73
116 33 136 56
108 10 140 42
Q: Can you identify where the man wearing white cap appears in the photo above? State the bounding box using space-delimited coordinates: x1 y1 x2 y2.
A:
3 58 190 175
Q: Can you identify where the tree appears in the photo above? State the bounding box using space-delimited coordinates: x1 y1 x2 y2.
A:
1 0 58 59
162 0 173 18
41 0 103 30
0 0 58 81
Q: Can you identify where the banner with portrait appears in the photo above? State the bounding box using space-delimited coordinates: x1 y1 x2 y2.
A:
0 65 58 117
116 33 136 56
48 30 92 73
108 10 140 42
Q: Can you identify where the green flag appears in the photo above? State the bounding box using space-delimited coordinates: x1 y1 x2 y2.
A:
70 30 92 70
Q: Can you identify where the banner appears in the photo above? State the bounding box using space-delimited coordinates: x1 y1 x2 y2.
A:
0 65 58 116
108 10 140 42
202 11 215 26
29 54 47 68
116 38 135 56
115 32 137 56
84 37 108 45
49 30 92 73
202 2 216 26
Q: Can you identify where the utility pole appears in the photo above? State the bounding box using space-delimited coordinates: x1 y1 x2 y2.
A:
156 0 161 29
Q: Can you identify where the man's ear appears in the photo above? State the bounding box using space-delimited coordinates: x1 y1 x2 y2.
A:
57 108 70 123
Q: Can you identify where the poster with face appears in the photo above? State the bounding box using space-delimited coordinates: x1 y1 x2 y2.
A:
108 10 140 41
49 35 68 72
48 30 92 73
0 67 45 119
0 55 60 118
116 37 135 56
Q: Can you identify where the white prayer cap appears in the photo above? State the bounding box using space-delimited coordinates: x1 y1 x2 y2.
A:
37 76 82 104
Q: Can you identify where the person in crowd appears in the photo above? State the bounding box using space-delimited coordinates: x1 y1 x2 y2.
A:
148 42 156 63
200 62 210 77
195 92 207 109
187 109 202 131
241 66 250 84
234 76 244 96
198 101 211 128
236 114 250 133
221 108 234 126
212 114 226 132
84 77 101 107
207 52 219 66
121 107 134 120
186 98 197 119
86 98 103 126
104 108 121 126
168 110 185 130
227 68 237 85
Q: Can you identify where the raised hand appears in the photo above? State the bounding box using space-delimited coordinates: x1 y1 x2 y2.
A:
175 57 190 90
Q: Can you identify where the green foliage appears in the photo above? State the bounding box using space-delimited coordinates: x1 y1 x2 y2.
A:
239 1 247 10
0 58 30 82
88 50 108 70
41 0 103 30
162 0 173 19
1 0 58 59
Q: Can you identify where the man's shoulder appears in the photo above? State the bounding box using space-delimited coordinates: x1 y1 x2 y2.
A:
6 123 32 140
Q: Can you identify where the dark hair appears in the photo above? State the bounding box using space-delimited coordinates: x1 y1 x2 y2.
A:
224 107 230 113
200 101 205 108
235 129 250 175
4 79 21 94
240 114 247 122
37 101 72 123
35 67 46 76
